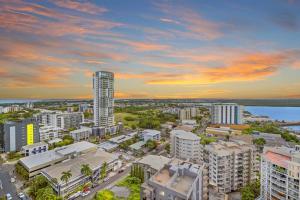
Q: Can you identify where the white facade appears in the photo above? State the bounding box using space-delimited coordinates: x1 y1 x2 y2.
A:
211 103 243 125
70 127 92 141
36 111 59 127
56 112 84 130
170 130 201 162
260 146 300 200
142 129 161 142
202 140 258 194
93 71 114 127
39 126 62 141
22 142 48 156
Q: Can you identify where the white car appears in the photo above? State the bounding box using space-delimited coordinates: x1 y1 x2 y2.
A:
6 193 12 200
81 190 91 197
103 177 109 182
10 178 15 183
18 193 26 200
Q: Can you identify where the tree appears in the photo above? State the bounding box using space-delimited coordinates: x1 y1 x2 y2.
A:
28 175 50 198
100 162 107 179
96 189 116 200
146 140 157 150
81 164 93 182
165 143 170 154
225 134 230 141
241 180 260 200
36 186 57 200
253 138 266 146
60 170 72 185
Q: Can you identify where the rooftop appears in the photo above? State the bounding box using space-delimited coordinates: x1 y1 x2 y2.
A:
142 129 161 136
42 149 118 184
205 140 254 156
138 155 171 170
99 141 119 151
22 142 48 149
70 127 92 134
129 141 146 150
20 141 97 170
171 130 200 140
109 134 135 144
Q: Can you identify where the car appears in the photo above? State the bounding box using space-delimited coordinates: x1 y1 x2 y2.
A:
6 193 12 200
103 177 109 182
81 190 90 197
18 193 26 200
118 169 124 173
10 178 15 183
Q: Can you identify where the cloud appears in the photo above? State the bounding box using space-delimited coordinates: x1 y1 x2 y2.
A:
155 3 223 40
271 11 300 31
159 18 180 24
52 0 108 15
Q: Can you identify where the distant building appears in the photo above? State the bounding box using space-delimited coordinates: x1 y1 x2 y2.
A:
201 140 259 194
142 129 161 142
35 110 59 127
56 112 84 130
93 71 114 127
70 127 92 141
260 146 300 200
79 103 93 113
179 107 201 121
0 118 40 152
141 158 208 200
22 142 48 156
211 103 243 125
170 130 201 163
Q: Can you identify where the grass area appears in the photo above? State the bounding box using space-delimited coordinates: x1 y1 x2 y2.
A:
115 113 139 128
7 152 23 161
116 176 141 200
199 134 217 145
0 110 39 123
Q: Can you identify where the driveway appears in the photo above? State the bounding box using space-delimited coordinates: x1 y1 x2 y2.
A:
0 164 18 199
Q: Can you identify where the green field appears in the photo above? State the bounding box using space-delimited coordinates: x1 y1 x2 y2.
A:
114 113 139 128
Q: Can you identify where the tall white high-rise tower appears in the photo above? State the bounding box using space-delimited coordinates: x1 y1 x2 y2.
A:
93 71 114 127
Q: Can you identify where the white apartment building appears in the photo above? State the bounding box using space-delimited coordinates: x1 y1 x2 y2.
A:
179 107 201 121
211 103 243 125
39 126 62 141
93 71 114 127
70 127 92 141
202 140 259 194
56 112 84 130
260 146 300 200
36 110 59 127
170 130 201 163
142 129 161 142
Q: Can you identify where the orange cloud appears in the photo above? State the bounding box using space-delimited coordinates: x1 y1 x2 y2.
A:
52 0 108 15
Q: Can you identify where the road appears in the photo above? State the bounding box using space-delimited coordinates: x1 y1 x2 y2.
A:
0 164 18 199
77 166 131 200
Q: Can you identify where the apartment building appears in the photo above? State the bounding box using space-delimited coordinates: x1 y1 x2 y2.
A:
39 126 62 141
35 110 59 127
0 118 40 152
170 130 201 163
211 103 243 125
260 146 300 200
56 112 84 130
202 140 259 194
93 71 114 127
141 158 208 200
70 127 92 141
179 107 201 121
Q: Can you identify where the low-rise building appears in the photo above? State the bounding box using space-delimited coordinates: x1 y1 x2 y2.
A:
170 130 201 163
42 149 121 197
19 141 97 178
142 129 161 142
109 132 138 144
141 159 208 200
70 127 92 141
136 155 171 181
21 142 48 156
99 141 119 152
260 146 300 200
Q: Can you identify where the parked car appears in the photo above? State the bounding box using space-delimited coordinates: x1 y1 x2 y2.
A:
103 177 109 182
6 193 12 200
18 193 26 200
10 178 15 183
81 190 91 197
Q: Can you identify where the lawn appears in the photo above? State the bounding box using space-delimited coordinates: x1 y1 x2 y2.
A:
199 134 217 145
114 113 139 128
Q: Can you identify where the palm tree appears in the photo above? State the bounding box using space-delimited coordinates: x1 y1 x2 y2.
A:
60 170 72 186
81 164 92 181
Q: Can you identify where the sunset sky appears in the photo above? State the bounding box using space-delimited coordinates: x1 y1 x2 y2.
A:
0 0 300 99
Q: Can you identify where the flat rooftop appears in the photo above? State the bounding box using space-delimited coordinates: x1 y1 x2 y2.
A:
265 151 291 168
170 175 195 195
143 129 161 136
20 141 97 170
154 168 171 185
99 141 119 151
138 155 170 171
109 134 134 144
171 130 200 140
42 149 118 184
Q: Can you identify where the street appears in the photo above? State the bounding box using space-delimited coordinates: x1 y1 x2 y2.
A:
77 166 131 200
0 164 18 199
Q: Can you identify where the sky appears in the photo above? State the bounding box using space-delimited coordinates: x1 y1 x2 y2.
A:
0 0 300 99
